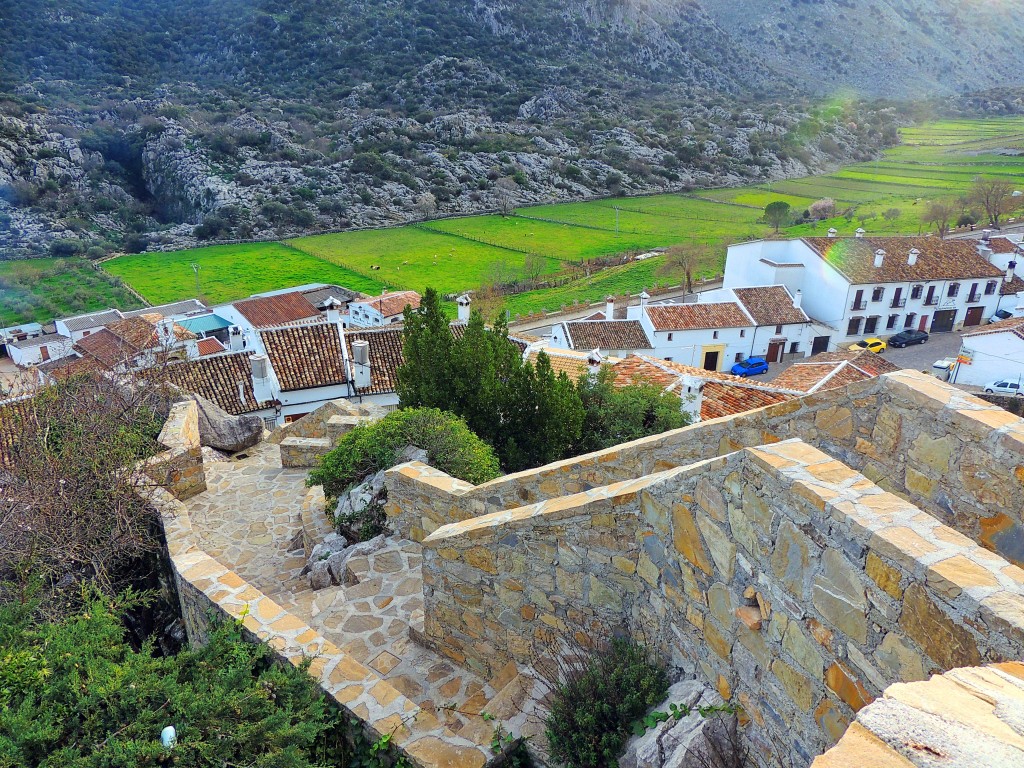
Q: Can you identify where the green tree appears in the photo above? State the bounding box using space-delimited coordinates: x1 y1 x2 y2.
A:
396 288 453 411
763 200 791 233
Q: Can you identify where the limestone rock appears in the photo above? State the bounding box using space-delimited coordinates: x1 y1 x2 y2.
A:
191 395 263 453
308 560 333 590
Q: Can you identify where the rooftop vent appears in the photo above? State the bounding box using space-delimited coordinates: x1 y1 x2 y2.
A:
874 249 886 268
827 228 838 238
855 228 866 238
908 248 920 266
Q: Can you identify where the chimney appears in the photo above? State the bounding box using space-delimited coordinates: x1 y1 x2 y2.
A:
827 227 838 238
908 248 920 266
324 297 342 326
874 249 886 268
156 317 175 345
983 229 993 242
250 353 275 404
228 325 245 352
586 349 603 376
351 339 371 389
793 289 803 309
1007 260 1017 283
679 375 704 424
855 228 866 238
605 295 615 319
639 290 650 310
456 294 472 323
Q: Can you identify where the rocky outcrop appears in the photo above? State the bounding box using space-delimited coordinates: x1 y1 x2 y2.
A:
190 395 264 453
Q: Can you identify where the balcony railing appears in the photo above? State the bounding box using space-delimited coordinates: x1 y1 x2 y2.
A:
967 292 982 303
851 299 868 311
890 298 907 308
924 296 938 306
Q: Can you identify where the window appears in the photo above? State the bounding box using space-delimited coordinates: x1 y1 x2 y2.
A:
986 280 998 295
82 330 90 337
775 324 783 334
712 331 719 339
735 353 743 362
886 314 899 329
904 313 916 329
871 287 884 302
664 357 673 362
911 285 923 299
739 329 746 337
847 317 862 336
789 342 799 354
667 332 673 341
864 316 879 334
948 282 960 297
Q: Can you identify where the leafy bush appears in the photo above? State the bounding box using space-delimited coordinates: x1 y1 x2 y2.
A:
0 592 345 767
545 638 668 768
307 407 501 499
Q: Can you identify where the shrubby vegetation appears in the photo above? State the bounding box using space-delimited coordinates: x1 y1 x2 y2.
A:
307 407 501 499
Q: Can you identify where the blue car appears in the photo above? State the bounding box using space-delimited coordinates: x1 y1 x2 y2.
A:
730 357 769 377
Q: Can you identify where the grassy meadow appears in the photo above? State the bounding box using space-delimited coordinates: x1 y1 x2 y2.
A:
92 117 1024 321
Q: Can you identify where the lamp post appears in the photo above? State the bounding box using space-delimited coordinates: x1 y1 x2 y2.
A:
190 263 201 298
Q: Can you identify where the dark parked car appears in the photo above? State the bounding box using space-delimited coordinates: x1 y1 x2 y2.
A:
887 329 929 348
730 357 769 377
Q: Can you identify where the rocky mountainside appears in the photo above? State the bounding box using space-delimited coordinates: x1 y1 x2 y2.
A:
0 0 1020 255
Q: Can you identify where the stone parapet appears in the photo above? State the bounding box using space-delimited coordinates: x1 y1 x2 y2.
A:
144 400 206 500
280 436 332 468
420 439 1024 767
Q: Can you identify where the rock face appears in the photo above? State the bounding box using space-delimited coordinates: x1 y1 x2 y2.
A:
191 395 264 453
305 533 388 591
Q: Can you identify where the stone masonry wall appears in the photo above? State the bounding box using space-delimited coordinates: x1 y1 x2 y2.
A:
144 400 206 500
388 371 1024 569
419 440 1024 767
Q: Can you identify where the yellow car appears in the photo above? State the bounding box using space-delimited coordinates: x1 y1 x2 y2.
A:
849 337 887 354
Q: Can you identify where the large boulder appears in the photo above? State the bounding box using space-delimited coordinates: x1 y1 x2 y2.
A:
191 395 264 453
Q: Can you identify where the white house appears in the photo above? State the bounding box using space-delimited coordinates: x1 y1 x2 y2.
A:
951 318 1024 389
694 285 812 362
347 291 421 327
724 236 1005 353
54 309 124 342
549 318 653 358
7 333 73 367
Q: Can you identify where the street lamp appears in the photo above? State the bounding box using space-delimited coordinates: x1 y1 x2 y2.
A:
190 263 201 298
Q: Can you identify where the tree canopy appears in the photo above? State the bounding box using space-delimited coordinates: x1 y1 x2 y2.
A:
763 200 791 233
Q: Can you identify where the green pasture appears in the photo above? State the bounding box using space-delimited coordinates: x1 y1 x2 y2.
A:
104 242 385 306
0 258 142 327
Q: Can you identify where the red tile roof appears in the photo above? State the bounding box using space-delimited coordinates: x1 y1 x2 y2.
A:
771 350 899 393
988 237 1020 254
74 328 141 370
961 315 1024 341
196 337 226 356
165 351 269 415
260 323 348 392
732 286 809 327
354 290 422 318
800 237 1003 285
645 302 751 331
700 381 793 421
233 292 321 328
562 320 652 350
1001 275 1024 296
344 327 406 394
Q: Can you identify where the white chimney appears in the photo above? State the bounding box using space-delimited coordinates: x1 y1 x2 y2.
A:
351 339 371 389
983 229 993 242
1007 260 1017 283
827 227 838 238
228 325 244 352
605 295 615 319
679 375 704 424
587 349 603 376
156 317 176 345
874 249 886 268
793 289 803 309
639 290 650 310
456 294 472 323
324 297 342 326
855 228 866 238
908 248 920 266
250 354 275 404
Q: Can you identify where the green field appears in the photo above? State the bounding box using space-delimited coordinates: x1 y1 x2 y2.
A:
0 259 143 327
104 242 386 306
94 116 1024 320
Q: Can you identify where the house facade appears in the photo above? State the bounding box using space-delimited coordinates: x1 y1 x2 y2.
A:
7 333 73 367
724 237 1005 352
347 291 421 327
952 317 1024 388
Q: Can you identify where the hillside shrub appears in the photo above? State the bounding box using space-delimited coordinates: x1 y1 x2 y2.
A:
545 638 668 768
0 592 346 767
307 407 501 499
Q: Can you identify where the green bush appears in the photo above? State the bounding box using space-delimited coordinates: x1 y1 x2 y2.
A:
307 407 501 499
0 592 345 767
545 638 668 768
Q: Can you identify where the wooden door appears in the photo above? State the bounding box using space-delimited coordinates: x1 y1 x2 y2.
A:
703 350 719 371
918 315 929 332
766 340 784 363
964 306 985 327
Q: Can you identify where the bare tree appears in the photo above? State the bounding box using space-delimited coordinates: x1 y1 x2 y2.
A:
495 177 518 217
414 191 437 219
523 253 546 287
661 241 718 293
970 176 1017 227
922 201 954 238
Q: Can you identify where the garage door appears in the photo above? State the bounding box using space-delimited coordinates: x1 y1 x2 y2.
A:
964 306 985 327
930 309 957 333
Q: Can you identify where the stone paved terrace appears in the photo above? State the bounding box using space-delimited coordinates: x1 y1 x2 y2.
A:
180 442 541 751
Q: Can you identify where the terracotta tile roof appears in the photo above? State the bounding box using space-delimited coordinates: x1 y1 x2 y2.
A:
233 292 321 328
260 323 348 392
700 381 793 421
106 317 161 351
732 286 809 327
800 237 1003 285
165 351 269 415
771 350 899 393
36 355 102 380
1001 275 1024 296
353 290 422 318
561 320 652 351
644 302 751 331
75 328 141 370
610 355 794 391
988 237 1021 255
525 347 619 380
961 315 1024 341
196 337 226 356
578 311 607 321
345 327 406 395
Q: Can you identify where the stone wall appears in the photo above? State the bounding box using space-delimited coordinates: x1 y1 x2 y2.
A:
388 371 1024 569
419 439 1024 767
144 400 206 500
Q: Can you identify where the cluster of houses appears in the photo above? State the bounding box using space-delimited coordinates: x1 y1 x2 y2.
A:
4 232 1023 428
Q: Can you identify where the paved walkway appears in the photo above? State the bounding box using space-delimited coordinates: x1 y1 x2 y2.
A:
183 444 540 744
